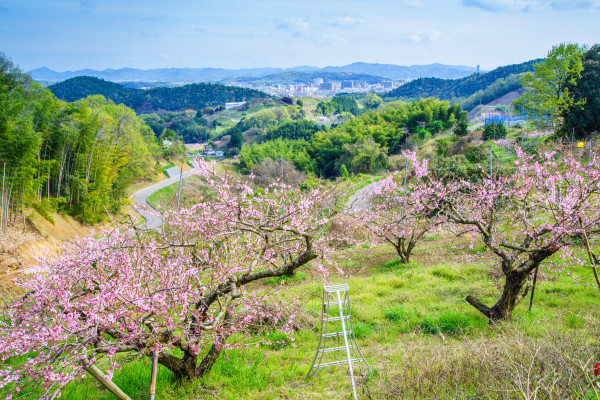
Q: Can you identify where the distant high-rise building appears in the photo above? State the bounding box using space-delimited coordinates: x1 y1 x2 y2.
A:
319 82 333 91
382 81 393 89
477 65 480 74
297 84 305 93
314 78 324 85
341 80 354 89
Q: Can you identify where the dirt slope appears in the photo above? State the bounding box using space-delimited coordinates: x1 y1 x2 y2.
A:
0 212 93 298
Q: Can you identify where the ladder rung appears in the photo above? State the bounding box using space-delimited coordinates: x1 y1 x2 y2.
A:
314 358 363 368
322 330 352 338
324 300 348 307
324 315 350 322
320 345 356 353
323 284 349 293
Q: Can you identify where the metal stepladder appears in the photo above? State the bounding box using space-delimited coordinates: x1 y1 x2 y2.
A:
306 284 370 400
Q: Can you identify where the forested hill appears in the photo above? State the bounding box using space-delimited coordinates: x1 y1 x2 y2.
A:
383 59 541 107
49 76 268 113
48 76 137 103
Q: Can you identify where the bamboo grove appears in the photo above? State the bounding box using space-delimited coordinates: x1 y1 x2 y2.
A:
0 53 159 229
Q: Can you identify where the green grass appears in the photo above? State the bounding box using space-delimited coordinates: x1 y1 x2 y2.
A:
264 272 308 285
147 182 178 209
14 237 600 399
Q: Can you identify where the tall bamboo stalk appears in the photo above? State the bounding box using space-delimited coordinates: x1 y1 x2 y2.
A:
1 163 5 234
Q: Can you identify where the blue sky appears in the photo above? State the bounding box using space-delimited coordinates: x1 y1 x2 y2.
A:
1 0 598 71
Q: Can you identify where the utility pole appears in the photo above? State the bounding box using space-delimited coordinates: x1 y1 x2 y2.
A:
489 145 493 179
177 166 183 211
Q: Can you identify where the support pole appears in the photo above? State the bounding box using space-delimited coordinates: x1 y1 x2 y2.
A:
589 139 593 168
83 364 132 400
579 216 600 292
400 157 409 219
148 352 158 400
337 291 357 400
489 145 493 178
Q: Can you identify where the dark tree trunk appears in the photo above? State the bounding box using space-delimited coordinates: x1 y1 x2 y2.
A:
466 268 530 321
395 247 410 264
158 345 225 381
394 238 414 264
157 315 231 381
196 342 223 378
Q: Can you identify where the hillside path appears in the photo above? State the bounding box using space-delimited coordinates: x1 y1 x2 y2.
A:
346 179 386 212
130 169 196 230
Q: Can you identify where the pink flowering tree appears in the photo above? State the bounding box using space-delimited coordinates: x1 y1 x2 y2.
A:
443 145 600 321
0 161 341 398
360 151 446 264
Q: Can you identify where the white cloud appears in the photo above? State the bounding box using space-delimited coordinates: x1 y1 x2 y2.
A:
275 14 366 41
404 30 449 43
327 16 366 28
462 0 600 12
276 18 312 36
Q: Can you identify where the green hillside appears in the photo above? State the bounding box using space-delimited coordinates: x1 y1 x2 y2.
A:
47 76 137 103
384 59 541 109
49 76 269 113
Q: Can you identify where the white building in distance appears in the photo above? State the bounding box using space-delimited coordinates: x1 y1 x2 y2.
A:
225 101 247 110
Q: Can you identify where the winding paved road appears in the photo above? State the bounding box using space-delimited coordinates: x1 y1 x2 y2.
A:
346 178 386 212
132 168 382 228
130 169 196 230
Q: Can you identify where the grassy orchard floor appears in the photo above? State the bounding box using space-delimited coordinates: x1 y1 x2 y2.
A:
59 235 600 400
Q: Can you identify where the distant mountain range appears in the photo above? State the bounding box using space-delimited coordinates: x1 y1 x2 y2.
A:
29 62 477 83
224 71 389 85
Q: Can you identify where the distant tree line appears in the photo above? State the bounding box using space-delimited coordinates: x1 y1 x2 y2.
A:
239 98 467 178
49 76 268 113
384 59 540 106
316 96 360 116
563 44 600 138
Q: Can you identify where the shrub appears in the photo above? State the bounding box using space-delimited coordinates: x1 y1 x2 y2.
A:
482 121 507 140
419 310 485 335
351 322 374 339
262 330 292 350
384 306 421 333
264 272 308 285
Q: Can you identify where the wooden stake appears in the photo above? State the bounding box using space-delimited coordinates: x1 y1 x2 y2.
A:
579 216 600 291
83 364 132 400
528 265 539 311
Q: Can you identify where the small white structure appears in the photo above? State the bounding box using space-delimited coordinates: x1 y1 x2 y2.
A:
202 147 225 157
306 284 370 400
225 102 247 110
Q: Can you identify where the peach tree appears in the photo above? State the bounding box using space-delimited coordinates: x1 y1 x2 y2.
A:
0 162 341 398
